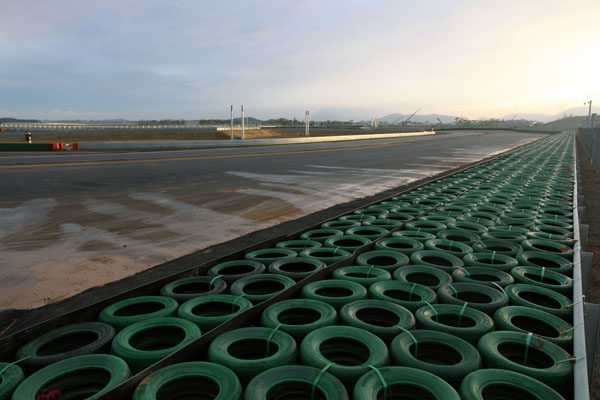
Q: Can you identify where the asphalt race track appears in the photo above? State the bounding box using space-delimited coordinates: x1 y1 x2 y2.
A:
0 130 545 309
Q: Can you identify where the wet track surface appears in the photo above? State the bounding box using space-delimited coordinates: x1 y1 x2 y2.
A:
0 130 544 309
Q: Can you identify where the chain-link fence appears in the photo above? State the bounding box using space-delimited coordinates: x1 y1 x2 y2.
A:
578 128 600 172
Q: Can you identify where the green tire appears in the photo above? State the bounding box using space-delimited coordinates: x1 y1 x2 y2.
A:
516 251 573 276
505 284 572 320
0 362 24 400
324 234 371 253
424 239 473 258
452 267 515 287
353 366 460 400
410 250 464 273
10 354 130 400
132 361 242 400
332 265 392 287
414 303 494 344
261 299 337 342
275 239 322 252
230 273 295 304
207 260 266 284
437 282 508 315
493 306 573 349
244 365 348 400
477 330 572 392
356 250 409 272
268 257 326 281
392 230 436 243
459 368 565 400
299 247 352 265
301 279 368 310
393 264 452 291
404 221 447 234
299 228 344 243
436 229 481 245
177 294 253 331
375 237 424 255
160 276 227 302
111 317 201 372
98 296 179 330
510 266 573 295
15 322 115 372
208 327 297 384
521 239 573 260
368 280 436 313
339 299 415 343
389 329 481 387
345 226 389 241
463 252 518 273
471 239 523 257
300 325 389 388
244 248 298 266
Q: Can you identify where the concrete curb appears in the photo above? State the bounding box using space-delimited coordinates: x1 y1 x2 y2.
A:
77 131 435 151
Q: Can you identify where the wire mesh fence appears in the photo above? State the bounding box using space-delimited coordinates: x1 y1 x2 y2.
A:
578 128 600 172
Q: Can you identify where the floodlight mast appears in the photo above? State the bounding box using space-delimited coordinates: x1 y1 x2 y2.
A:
305 110 310 136
241 105 245 139
230 105 234 139
584 100 592 127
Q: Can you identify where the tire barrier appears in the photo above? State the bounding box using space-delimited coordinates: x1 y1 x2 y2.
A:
207 260 266 284
208 327 297 384
261 299 337 342
521 239 574 259
345 226 389 241
177 294 253 331
332 265 392 287
15 322 115 372
393 264 453 291
390 329 482 386
111 317 201 372
339 299 415 343
132 361 242 400
368 280 437 313
436 229 481 245
414 303 494 344
160 276 227 302
230 274 296 304
299 325 389 387
267 257 326 281
404 221 447 234
98 296 179 330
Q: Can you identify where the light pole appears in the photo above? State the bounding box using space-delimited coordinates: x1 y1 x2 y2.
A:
584 100 593 127
305 110 310 136
230 105 234 139
241 105 245 139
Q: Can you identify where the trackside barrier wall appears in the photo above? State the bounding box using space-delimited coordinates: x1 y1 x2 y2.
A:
0 135 591 399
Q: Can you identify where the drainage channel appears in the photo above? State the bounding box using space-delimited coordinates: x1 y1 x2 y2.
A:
0 134 590 400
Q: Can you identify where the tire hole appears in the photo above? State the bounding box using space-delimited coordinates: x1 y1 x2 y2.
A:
319 338 370 366
382 289 423 302
266 382 326 400
518 291 562 309
497 343 554 368
243 281 285 296
314 287 353 298
409 342 462 365
379 384 436 400
279 262 318 273
456 291 492 303
156 377 220 400
277 308 321 325
130 326 186 351
481 384 538 400
422 256 452 267
405 273 440 287
191 301 239 317
510 316 559 338
228 339 279 360
114 302 165 317
356 307 400 327
37 332 99 356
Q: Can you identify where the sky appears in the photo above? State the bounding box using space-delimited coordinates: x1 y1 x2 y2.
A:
1 0 599 121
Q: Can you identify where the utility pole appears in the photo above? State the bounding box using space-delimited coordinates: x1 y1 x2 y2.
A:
305 110 310 136
585 100 593 127
241 105 245 139
230 105 234 139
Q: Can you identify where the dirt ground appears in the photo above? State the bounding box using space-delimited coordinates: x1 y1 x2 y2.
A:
0 128 392 143
576 137 600 399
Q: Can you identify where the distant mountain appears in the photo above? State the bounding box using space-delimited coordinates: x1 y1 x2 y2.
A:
379 113 457 124
502 105 600 123
552 105 600 119
0 117 42 123
500 113 555 123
